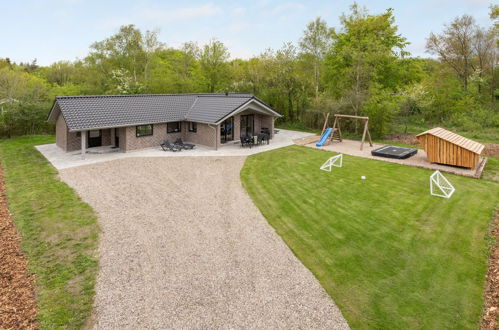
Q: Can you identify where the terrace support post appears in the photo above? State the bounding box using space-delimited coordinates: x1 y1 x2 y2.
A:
110 128 116 147
81 130 87 158
208 124 218 150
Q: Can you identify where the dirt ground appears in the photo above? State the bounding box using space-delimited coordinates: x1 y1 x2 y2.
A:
59 157 349 329
0 166 38 329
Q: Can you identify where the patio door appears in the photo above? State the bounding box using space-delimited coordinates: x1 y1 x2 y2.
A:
88 130 102 148
240 114 254 137
220 117 234 144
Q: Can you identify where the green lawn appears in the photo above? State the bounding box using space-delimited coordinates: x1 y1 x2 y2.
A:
241 145 498 329
0 136 99 329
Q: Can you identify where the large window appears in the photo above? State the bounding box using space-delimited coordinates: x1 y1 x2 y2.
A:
240 114 254 136
136 124 153 137
167 122 181 133
188 122 197 133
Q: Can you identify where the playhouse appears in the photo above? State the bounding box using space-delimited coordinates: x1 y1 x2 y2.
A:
416 127 484 169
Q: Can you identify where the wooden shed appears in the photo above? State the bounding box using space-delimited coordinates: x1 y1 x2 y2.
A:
416 127 484 169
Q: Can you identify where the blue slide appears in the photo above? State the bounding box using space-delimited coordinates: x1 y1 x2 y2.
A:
316 128 333 147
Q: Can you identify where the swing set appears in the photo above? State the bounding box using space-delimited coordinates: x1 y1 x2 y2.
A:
320 113 373 150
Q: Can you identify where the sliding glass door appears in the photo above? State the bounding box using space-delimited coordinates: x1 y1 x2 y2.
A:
240 114 254 137
220 117 234 144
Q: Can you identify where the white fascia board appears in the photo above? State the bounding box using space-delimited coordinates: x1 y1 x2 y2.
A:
215 99 280 125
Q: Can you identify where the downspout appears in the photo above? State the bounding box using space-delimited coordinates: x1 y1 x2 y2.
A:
208 124 218 150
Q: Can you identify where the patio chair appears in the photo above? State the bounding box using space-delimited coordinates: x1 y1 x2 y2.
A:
161 140 181 152
262 133 270 145
257 134 265 145
240 134 253 148
174 138 195 150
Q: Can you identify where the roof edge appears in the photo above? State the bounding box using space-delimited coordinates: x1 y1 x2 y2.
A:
214 97 282 125
56 93 254 99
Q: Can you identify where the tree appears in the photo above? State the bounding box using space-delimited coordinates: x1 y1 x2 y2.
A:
299 17 332 98
324 4 410 132
0 68 50 136
147 44 203 93
86 25 164 93
261 43 309 121
39 61 77 86
426 16 477 93
199 39 230 92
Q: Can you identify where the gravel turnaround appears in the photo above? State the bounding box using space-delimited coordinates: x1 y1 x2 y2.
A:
59 157 349 329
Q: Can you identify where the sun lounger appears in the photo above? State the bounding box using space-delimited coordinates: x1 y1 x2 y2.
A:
161 140 181 152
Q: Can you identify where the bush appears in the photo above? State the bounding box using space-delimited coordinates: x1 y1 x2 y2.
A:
362 90 400 138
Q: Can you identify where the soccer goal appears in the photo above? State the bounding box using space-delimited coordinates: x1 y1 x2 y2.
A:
430 170 455 199
320 154 343 172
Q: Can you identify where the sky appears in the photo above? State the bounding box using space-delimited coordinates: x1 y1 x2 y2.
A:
0 0 494 66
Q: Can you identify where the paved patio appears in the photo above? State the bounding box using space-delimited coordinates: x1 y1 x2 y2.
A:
36 129 313 170
305 139 486 178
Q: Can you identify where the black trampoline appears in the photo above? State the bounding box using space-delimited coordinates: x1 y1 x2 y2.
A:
371 145 418 159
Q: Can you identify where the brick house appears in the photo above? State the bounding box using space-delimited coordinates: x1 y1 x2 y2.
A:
47 93 282 154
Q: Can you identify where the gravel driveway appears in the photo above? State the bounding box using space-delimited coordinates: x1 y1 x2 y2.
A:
59 157 349 329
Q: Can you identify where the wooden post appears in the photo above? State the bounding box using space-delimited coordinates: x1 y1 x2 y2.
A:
366 121 373 147
331 116 342 142
336 118 342 141
360 119 368 151
321 113 329 136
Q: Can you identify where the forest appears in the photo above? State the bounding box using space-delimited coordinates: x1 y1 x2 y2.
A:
0 3 497 141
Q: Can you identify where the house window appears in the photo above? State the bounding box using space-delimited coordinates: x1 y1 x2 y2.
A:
188 122 197 133
167 122 181 133
136 124 153 137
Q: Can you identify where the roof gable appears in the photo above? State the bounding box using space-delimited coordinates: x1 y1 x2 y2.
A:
48 93 280 131
416 127 484 154
185 95 252 123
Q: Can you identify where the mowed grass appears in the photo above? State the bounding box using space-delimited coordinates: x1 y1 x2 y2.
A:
0 136 99 329
241 145 498 329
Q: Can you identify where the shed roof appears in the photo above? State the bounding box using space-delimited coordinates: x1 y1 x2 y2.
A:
416 127 484 154
47 93 281 131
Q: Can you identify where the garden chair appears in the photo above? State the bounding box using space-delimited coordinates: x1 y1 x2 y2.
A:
257 134 265 145
240 134 253 148
262 133 270 145
174 138 195 150
161 140 181 152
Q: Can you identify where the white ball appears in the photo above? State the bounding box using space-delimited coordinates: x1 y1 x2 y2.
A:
361 176 366 180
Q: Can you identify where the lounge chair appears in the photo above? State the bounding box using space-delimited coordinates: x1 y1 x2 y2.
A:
161 140 181 152
174 138 195 150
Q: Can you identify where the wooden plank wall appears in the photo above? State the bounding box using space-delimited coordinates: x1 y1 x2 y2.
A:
417 135 479 168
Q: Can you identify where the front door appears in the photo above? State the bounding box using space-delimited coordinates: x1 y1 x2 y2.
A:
88 130 102 148
240 114 254 137
220 118 234 144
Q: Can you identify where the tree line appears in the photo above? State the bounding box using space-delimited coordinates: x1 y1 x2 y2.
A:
0 3 497 138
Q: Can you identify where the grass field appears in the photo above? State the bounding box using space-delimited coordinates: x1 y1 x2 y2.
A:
241 145 499 329
0 136 99 329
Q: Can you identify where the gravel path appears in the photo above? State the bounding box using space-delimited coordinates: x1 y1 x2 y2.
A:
59 157 349 329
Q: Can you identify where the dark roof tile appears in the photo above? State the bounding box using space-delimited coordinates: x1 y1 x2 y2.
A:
48 93 279 131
